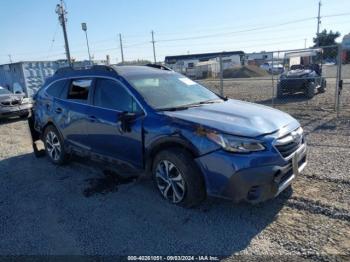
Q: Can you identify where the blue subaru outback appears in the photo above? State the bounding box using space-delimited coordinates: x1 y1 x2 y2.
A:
32 65 307 207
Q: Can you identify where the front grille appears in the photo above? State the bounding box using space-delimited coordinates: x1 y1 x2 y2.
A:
1 101 11 106
275 127 304 158
279 155 307 184
1 100 21 107
11 100 20 106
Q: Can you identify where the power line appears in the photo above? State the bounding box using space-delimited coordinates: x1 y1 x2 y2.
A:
47 22 60 59
156 12 350 43
156 17 316 43
2 11 349 63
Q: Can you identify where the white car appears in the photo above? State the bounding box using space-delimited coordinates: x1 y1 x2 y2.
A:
260 62 284 74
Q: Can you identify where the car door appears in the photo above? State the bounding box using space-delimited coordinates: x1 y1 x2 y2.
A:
86 77 144 168
59 78 93 151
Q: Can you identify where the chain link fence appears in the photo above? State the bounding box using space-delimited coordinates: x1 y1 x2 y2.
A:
167 45 350 119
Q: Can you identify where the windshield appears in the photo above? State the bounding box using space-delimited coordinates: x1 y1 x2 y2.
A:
0 87 11 95
126 73 221 110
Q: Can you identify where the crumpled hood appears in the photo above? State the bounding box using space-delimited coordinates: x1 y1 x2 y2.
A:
0 93 24 101
0 93 26 105
164 99 299 137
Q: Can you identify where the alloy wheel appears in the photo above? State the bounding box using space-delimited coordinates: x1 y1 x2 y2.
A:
155 160 186 203
45 131 61 161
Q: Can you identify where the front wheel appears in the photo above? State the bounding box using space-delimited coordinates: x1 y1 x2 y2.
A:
152 149 206 208
306 82 316 99
319 79 326 93
43 125 68 165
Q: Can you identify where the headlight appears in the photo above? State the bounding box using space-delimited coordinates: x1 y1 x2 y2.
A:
206 132 265 153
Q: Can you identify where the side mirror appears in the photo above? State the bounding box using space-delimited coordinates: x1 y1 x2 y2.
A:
118 111 142 132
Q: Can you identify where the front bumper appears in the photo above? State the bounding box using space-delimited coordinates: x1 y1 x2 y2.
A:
196 144 307 203
0 103 32 118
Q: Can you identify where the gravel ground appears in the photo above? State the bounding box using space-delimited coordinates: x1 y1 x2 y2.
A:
0 69 349 259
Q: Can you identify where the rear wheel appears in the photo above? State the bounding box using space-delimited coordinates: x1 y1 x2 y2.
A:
306 82 316 99
277 83 283 98
152 148 206 208
20 111 29 119
43 125 68 165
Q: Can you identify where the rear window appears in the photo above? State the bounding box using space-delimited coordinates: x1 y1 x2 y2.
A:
46 80 67 98
67 79 92 102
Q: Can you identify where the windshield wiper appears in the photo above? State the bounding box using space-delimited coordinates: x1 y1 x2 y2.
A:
157 105 192 111
157 99 223 112
157 103 202 112
198 99 223 105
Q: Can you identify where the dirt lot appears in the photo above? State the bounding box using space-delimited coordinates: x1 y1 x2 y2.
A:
0 70 349 259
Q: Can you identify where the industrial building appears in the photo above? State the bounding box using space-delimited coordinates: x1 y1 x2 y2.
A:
0 61 70 97
244 51 273 66
0 60 106 97
164 51 244 78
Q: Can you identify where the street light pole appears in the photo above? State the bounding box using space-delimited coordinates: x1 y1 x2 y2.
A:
81 23 92 64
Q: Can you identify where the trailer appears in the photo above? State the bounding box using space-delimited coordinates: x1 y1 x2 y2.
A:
0 61 67 97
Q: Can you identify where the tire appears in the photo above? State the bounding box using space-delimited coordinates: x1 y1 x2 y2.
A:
277 83 283 98
306 82 316 99
319 79 326 93
20 112 29 119
43 125 68 165
152 148 206 208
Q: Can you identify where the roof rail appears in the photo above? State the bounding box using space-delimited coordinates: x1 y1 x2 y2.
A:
145 64 173 71
54 65 116 75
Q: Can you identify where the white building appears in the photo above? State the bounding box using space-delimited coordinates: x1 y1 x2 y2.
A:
244 51 273 65
164 51 244 78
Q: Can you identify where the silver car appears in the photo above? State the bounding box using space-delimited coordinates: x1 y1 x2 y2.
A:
0 86 32 119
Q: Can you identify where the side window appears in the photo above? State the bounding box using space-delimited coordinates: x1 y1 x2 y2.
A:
94 79 141 112
67 79 92 102
45 80 67 98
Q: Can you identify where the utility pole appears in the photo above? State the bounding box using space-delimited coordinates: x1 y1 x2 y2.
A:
119 34 125 64
316 0 322 47
304 38 307 48
81 23 92 64
56 0 72 66
8 55 13 64
151 30 157 64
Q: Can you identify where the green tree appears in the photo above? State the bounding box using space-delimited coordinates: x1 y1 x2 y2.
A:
313 29 341 47
313 29 341 60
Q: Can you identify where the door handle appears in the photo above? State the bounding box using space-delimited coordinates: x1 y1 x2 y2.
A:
88 115 97 122
55 107 63 114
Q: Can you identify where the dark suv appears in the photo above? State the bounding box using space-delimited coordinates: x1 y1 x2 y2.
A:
32 65 307 207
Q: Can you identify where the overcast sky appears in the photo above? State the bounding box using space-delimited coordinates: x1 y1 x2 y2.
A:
1 0 350 64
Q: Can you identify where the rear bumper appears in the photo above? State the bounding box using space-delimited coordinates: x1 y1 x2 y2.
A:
0 104 32 118
196 144 307 203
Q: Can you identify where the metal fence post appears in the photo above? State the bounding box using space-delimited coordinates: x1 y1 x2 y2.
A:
219 55 224 96
271 51 275 107
335 44 342 117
